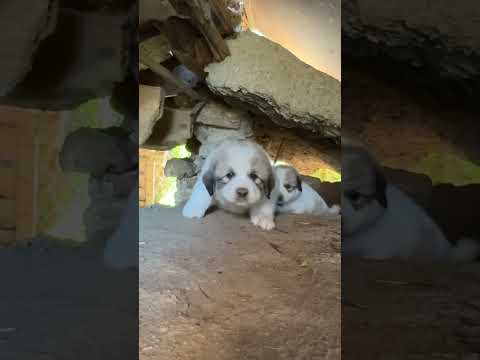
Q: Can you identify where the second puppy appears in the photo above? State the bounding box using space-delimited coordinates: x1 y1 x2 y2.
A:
274 165 340 216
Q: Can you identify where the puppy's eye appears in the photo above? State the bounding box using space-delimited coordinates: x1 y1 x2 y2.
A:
346 190 367 202
284 184 292 192
225 171 235 180
249 173 258 181
347 190 360 200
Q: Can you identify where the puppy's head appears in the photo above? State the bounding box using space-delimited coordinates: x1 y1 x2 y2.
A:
342 144 388 236
274 165 302 207
202 140 275 209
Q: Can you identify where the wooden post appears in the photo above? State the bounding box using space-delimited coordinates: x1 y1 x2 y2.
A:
0 106 61 246
0 116 20 246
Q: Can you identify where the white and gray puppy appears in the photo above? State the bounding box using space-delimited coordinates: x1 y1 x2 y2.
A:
182 139 279 230
342 144 478 262
274 165 340 216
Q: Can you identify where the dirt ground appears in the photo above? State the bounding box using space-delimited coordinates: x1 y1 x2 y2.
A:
343 258 480 360
0 242 138 360
140 205 341 360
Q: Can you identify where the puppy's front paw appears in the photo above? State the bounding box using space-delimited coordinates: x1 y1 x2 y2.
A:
329 204 341 215
251 214 275 230
182 201 206 219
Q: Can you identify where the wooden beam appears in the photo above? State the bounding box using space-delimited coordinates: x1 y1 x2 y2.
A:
163 17 213 76
0 229 15 246
168 0 230 62
139 48 203 101
209 0 235 35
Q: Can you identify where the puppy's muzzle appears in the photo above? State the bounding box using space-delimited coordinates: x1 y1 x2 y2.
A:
236 187 249 199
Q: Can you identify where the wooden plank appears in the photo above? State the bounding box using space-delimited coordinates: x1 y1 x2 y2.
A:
143 154 155 207
0 126 18 162
139 187 146 202
0 106 60 146
209 0 235 35
0 198 15 228
0 106 59 245
168 0 230 62
163 17 213 76
0 166 16 199
0 229 15 246
15 141 37 244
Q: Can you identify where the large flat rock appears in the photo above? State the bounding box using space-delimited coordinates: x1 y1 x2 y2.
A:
0 0 58 97
205 31 341 141
343 0 480 80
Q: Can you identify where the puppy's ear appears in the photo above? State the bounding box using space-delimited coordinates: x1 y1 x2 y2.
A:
265 170 276 199
374 167 388 208
296 174 303 192
202 169 216 196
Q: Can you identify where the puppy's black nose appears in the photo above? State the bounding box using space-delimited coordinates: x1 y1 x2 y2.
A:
278 194 284 203
236 187 249 198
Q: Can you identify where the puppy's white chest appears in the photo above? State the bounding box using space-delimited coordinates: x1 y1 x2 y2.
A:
344 185 451 260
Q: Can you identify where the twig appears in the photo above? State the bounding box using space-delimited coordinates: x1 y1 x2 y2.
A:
375 280 435 288
268 242 283 254
342 300 368 309
198 285 213 301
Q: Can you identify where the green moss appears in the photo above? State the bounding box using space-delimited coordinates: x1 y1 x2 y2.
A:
311 167 341 182
40 99 121 238
156 177 177 207
156 145 191 207
170 144 191 159
68 99 100 131
414 152 480 185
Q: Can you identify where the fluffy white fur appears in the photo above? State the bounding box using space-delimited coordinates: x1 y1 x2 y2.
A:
275 165 340 216
342 145 478 262
182 139 279 230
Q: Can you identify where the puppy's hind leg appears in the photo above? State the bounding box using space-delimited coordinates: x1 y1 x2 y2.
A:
182 176 213 219
250 200 276 230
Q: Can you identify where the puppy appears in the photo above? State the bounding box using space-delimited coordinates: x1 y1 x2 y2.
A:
182 139 278 230
274 165 340 216
342 144 478 262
